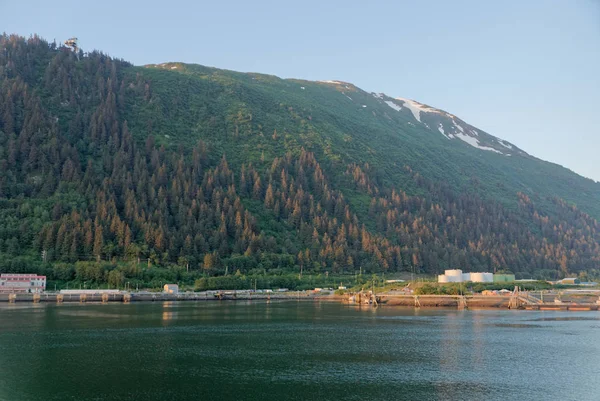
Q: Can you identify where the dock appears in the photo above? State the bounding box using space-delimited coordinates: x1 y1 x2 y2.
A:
369 287 600 311
0 290 335 304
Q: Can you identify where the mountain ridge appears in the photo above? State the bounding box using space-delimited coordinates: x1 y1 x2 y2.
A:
148 61 539 157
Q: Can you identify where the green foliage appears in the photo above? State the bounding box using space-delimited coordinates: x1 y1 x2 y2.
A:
414 283 466 295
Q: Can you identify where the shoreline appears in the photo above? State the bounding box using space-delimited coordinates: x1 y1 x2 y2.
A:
2 292 599 311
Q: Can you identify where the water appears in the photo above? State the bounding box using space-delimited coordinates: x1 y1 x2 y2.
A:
0 301 598 401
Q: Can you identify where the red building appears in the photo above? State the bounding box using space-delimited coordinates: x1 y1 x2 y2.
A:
0 273 47 293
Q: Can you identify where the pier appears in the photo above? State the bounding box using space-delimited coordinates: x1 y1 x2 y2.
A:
373 287 600 311
2 288 600 311
0 290 331 304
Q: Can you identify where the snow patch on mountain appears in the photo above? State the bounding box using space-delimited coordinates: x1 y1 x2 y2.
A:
384 100 402 112
396 98 444 122
438 124 451 139
397 98 424 121
452 120 465 133
455 132 503 154
370 91 524 156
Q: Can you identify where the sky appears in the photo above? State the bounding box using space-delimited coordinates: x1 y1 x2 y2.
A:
2 0 599 181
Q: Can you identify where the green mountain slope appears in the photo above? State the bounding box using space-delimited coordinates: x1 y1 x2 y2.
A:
136 62 600 218
0 34 598 286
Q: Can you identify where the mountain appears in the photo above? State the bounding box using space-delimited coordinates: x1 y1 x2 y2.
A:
0 34 599 287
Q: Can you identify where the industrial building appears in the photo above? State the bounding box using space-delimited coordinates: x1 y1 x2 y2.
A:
437 269 502 284
0 273 47 293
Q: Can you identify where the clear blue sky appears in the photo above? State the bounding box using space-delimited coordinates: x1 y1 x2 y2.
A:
2 0 599 181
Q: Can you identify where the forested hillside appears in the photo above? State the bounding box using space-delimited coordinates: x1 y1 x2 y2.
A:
1 34 599 287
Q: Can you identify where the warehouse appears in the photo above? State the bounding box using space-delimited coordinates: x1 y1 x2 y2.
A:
0 273 46 293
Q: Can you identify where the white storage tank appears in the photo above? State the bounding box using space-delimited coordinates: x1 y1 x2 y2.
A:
469 272 494 283
469 272 485 282
462 273 472 282
442 270 463 282
438 275 449 283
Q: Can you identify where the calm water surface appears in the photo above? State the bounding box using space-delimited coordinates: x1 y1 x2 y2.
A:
0 301 599 401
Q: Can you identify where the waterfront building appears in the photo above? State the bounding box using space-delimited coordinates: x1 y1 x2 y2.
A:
0 273 46 293
437 270 494 283
163 284 179 294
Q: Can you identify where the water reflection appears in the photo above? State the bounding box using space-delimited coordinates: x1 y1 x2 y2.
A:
162 301 176 322
471 311 485 368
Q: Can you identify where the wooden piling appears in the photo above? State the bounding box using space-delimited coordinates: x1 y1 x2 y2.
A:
457 296 468 310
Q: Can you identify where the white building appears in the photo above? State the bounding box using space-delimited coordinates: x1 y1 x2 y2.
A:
438 270 493 283
0 273 46 293
163 284 179 294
